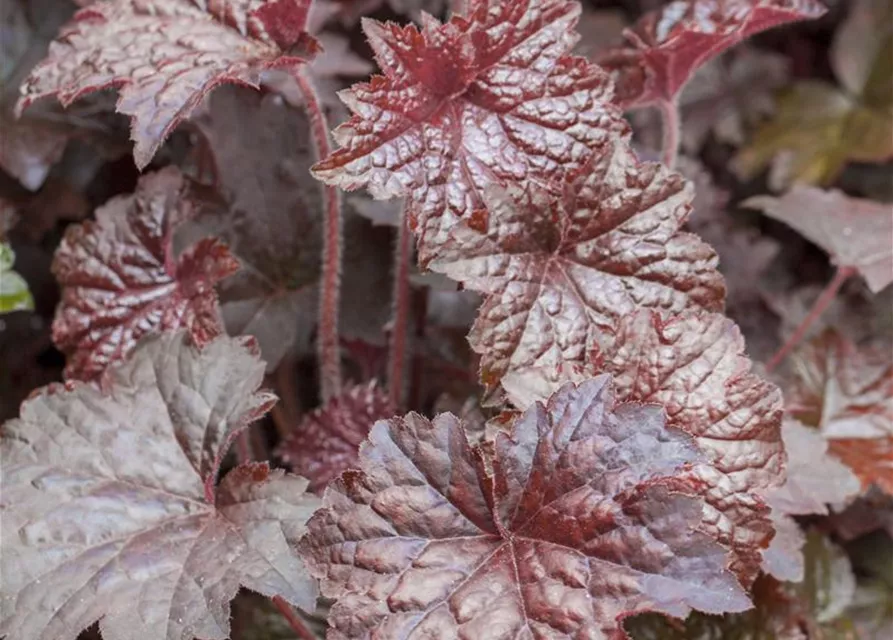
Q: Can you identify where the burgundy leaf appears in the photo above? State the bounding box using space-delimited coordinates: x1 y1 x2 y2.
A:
53 167 239 381
597 0 826 109
506 310 787 584
675 47 790 152
788 330 893 441
277 381 394 493
828 437 893 497
0 331 319 640
17 0 320 168
300 376 750 638
787 330 893 495
762 420 860 582
431 139 725 395
0 114 68 191
311 0 628 257
182 86 322 371
182 86 394 369
745 187 893 293
593 310 784 583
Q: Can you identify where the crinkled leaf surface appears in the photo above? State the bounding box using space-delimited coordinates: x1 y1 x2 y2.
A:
788 330 893 440
589 309 784 583
592 310 784 491
734 0 893 188
277 381 394 494
596 0 825 108
300 376 750 639
0 331 320 640
745 187 893 293
431 140 725 395
762 421 860 582
312 0 628 257
53 167 239 381
17 0 320 168
0 242 34 313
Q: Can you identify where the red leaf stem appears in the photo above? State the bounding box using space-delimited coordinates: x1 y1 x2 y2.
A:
293 68 343 400
387 202 413 408
766 265 856 372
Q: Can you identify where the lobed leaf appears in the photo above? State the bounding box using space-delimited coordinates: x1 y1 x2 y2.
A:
431 140 725 396
596 0 825 109
788 330 893 440
52 167 239 381
16 0 320 168
829 438 893 497
501 310 786 584
183 86 322 371
311 0 629 258
744 187 893 294
300 376 750 638
277 380 394 494
0 331 319 640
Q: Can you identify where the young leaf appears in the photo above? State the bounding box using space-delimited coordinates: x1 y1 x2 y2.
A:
276 381 394 494
0 331 319 640
16 0 320 169
734 0 893 188
762 420 860 582
431 140 725 395
53 167 239 381
596 0 825 109
300 376 751 638
0 242 34 313
311 0 629 256
744 187 893 294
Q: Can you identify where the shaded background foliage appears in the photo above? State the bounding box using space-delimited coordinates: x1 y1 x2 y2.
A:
0 0 891 638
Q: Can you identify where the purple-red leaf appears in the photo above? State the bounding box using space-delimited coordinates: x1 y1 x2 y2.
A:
745 187 893 294
431 139 725 395
311 0 628 257
505 310 786 583
52 167 239 381
300 376 750 638
0 331 319 640
597 0 826 109
591 310 784 583
788 330 893 441
787 330 893 496
276 381 394 493
17 0 320 168
182 86 322 371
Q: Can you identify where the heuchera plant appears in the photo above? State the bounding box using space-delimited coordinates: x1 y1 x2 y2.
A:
2 0 892 639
